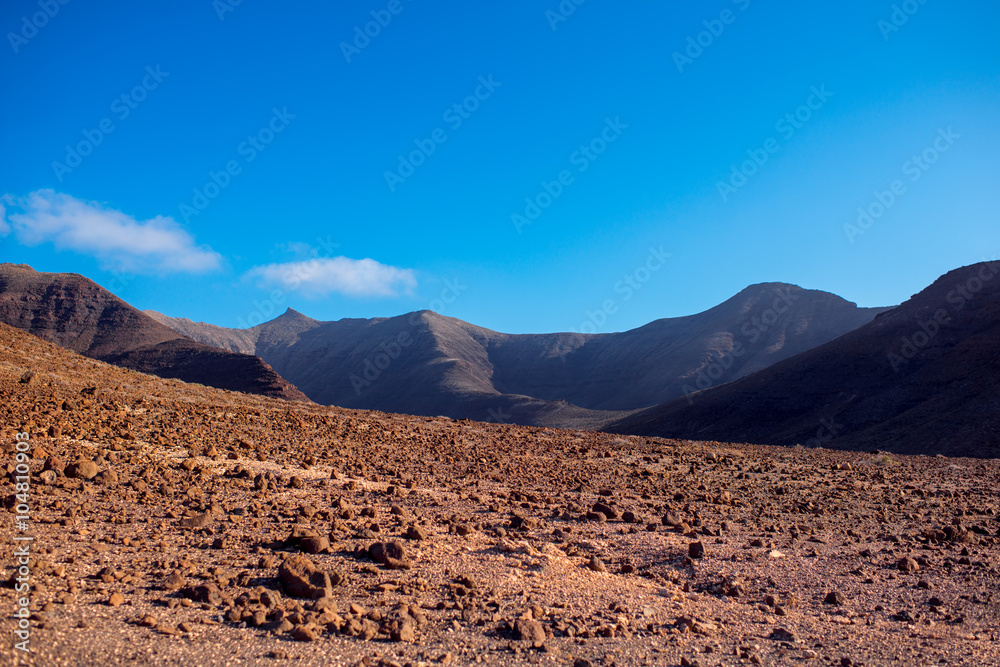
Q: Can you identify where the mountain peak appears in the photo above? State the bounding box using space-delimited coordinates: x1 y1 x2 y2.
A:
273 307 317 323
0 263 36 272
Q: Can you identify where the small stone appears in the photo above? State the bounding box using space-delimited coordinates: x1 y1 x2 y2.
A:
66 460 100 480
824 591 846 605
592 502 618 520
586 556 607 573
390 620 416 642
279 555 343 599
514 618 546 648
177 513 213 529
369 541 411 570
299 536 330 554
108 592 125 607
897 557 919 573
180 584 222 606
404 525 427 540
688 542 705 559
161 571 185 592
769 627 797 642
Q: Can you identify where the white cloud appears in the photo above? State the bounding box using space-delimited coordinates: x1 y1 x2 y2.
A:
246 256 417 298
0 199 10 236
2 189 222 274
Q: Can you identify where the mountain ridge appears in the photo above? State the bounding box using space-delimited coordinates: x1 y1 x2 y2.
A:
607 261 1000 458
0 263 309 402
147 281 889 426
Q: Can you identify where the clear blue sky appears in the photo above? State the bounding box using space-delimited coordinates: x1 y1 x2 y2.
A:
1 0 998 333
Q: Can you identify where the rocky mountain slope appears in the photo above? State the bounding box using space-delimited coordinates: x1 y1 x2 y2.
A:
148 283 887 426
609 262 1000 458
0 264 307 402
1 320 997 666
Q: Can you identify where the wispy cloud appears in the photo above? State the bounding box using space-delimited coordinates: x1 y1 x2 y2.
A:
0 200 10 236
246 256 417 298
1 189 222 274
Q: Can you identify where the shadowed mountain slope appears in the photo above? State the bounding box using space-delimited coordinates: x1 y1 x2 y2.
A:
0 264 308 402
149 282 887 426
608 262 1000 458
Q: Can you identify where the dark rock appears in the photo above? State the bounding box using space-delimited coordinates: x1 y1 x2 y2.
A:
177 513 213 529
514 618 546 648
824 591 846 605
180 583 221 606
279 555 343 599
65 460 99 480
369 541 411 570
404 525 428 540
587 556 607 573
592 502 618 520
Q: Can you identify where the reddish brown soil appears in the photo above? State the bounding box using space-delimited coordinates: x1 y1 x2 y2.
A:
0 323 997 667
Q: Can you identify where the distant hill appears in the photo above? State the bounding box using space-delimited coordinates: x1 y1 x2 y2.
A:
0 264 308 402
148 282 887 426
608 262 1000 458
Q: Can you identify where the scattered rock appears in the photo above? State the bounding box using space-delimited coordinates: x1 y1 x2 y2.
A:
279 555 343 599
369 541 411 570
161 571 185 592
177 513 213 529
586 556 607 573
65 460 99 480
404 525 428 540
514 618 546 648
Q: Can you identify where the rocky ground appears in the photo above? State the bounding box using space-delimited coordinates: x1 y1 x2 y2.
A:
1 323 998 667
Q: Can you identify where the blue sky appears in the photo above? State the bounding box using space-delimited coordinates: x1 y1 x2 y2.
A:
1 0 998 333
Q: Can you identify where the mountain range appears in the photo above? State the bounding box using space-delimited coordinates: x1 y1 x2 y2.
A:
145 282 888 427
6 260 997 457
0 263 308 402
609 262 1000 458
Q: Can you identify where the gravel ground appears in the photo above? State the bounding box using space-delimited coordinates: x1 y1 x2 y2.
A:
1 323 998 667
